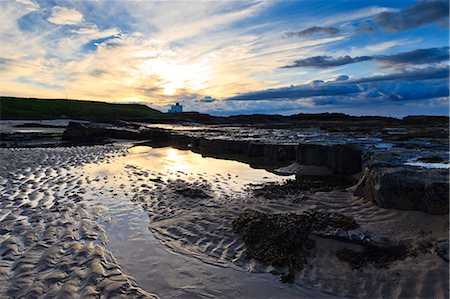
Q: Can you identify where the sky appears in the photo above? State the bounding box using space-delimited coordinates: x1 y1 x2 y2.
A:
0 0 448 116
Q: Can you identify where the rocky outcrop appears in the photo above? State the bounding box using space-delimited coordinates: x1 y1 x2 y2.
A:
191 138 297 162
149 134 299 165
336 244 410 270
171 137 362 174
63 122 140 142
62 122 170 143
402 115 449 126
64 122 364 174
296 144 362 175
354 166 449 215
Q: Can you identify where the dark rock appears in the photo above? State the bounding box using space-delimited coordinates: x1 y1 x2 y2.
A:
402 115 449 126
13 123 66 128
434 240 449 262
252 176 355 199
263 144 297 161
62 122 141 143
296 144 362 175
336 244 409 270
232 210 359 282
354 166 449 215
416 156 446 163
279 270 295 284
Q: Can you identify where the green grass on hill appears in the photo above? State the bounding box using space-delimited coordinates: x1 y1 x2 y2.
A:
0 97 163 120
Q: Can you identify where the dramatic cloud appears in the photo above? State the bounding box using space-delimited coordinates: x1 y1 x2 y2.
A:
47 6 83 25
0 0 448 116
226 67 449 103
286 26 340 38
376 47 449 65
368 1 449 32
293 2 448 40
350 66 449 83
283 55 372 68
283 47 449 68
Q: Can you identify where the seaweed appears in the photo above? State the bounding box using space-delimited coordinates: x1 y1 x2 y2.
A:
252 176 355 199
232 209 359 282
336 244 409 270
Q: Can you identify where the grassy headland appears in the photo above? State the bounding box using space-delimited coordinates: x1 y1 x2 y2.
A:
0 96 163 120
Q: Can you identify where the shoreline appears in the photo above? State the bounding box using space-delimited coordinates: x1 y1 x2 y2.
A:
0 120 448 298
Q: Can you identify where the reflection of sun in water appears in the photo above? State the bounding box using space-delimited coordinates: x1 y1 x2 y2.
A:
165 148 189 173
166 148 179 161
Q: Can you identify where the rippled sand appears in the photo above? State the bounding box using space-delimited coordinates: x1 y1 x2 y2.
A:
0 146 156 298
0 145 448 298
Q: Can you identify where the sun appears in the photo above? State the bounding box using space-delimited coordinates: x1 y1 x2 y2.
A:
135 57 212 95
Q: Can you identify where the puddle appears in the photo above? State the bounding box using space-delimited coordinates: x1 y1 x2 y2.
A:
405 161 449 169
0 119 80 134
373 142 393 149
86 146 291 192
81 146 334 298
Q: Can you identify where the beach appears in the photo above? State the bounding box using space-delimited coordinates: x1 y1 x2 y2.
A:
0 140 448 298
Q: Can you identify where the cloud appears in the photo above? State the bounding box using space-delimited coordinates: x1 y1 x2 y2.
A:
225 66 449 103
367 1 449 32
376 47 449 65
285 26 340 37
335 75 349 81
282 55 372 68
350 66 449 83
1 0 448 117
293 2 448 40
282 47 449 68
16 0 39 10
199 96 217 103
47 6 83 25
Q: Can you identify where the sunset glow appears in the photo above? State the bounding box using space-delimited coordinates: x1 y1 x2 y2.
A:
0 0 448 116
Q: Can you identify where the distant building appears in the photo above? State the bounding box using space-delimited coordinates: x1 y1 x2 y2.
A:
168 102 183 113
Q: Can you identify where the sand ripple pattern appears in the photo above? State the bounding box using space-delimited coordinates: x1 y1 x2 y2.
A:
1 146 448 298
124 165 449 298
0 146 158 299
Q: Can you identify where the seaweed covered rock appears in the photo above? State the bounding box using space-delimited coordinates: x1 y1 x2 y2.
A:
232 210 359 279
252 176 355 199
355 166 449 215
233 212 310 270
336 244 409 270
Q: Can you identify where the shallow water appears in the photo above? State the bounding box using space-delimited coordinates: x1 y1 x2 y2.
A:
82 146 337 298
0 119 80 133
85 145 291 192
405 161 450 169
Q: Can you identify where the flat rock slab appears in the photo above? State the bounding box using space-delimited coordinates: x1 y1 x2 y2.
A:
355 166 449 215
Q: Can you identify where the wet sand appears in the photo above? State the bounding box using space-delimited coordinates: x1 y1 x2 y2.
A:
0 145 333 298
0 145 448 298
0 145 156 298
